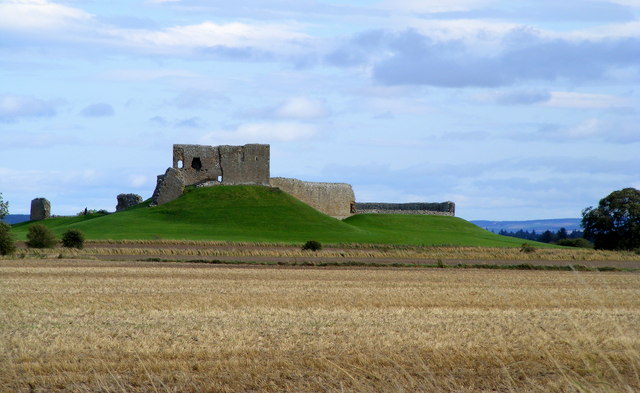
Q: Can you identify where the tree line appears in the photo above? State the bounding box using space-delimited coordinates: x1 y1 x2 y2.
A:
496 228 585 244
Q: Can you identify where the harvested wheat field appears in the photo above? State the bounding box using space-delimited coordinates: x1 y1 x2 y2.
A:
1 259 639 393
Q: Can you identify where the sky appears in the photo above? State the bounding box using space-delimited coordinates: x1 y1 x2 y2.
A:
0 0 639 220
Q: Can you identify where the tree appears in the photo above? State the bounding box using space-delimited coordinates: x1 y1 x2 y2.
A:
581 188 640 250
539 230 556 244
61 229 85 249
556 227 568 240
0 222 16 255
0 193 8 220
26 224 57 249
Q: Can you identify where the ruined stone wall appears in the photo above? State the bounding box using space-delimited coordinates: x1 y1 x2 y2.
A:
270 177 355 219
172 144 270 186
152 144 270 205
173 144 221 186
30 198 50 221
219 144 270 186
116 193 143 212
354 202 455 216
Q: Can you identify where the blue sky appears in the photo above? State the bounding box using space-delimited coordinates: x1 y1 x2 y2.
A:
1 0 638 220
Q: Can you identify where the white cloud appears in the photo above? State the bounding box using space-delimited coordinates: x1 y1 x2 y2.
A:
401 18 520 46
545 92 634 108
564 20 640 40
111 21 309 54
201 122 317 144
0 0 92 31
236 97 331 120
0 95 58 122
1 2 310 58
274 97 330 120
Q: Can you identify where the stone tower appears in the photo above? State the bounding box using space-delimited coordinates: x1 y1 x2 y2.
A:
30 198 51 221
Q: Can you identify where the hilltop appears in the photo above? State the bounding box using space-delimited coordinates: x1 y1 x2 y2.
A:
11 185 541 247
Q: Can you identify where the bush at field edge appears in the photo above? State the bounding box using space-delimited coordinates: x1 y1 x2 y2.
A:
26 224 57 249
0 222 16 255
61 229 85 249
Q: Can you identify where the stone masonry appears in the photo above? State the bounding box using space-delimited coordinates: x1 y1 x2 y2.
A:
30 198 50 221
116 193 143 212
149 142 455 218
270 177 355 219
151 144 270 205
354 202 455 216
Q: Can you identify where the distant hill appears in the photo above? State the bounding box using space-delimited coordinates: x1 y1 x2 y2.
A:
471 218 582 233
2 214 30 225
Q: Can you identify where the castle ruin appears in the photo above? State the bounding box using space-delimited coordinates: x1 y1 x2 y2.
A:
116 193 143 212
151 143 454 218
270 177 355 219
151 144 270 206
354 202 454 216
30 198 51 221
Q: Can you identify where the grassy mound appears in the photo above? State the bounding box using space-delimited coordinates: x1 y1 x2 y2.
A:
11 186 540 246
344 214 531 247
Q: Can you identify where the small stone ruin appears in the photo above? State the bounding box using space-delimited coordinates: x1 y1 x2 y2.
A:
354 202 455 216
116 193 143 212
30 198 50 221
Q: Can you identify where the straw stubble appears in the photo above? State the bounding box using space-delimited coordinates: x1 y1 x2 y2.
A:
1 260 638 392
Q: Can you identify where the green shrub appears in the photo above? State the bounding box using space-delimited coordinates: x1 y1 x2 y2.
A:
76 209 110 216
520 243 536 253
61 229 85 249
302 240 322 251
26 224 57 248
556 238 592 248
0 222 16 255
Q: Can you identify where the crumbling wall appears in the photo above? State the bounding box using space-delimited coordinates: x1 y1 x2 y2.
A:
354 202 455 216
152 144 270 205
270 177 355 219
172 144 270 187
30 198 50 221
219 144 270 186
173 144 221 186
116 193 143 212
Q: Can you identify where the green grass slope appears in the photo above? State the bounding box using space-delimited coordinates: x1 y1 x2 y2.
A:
11 185 539 247
344 214 533 247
